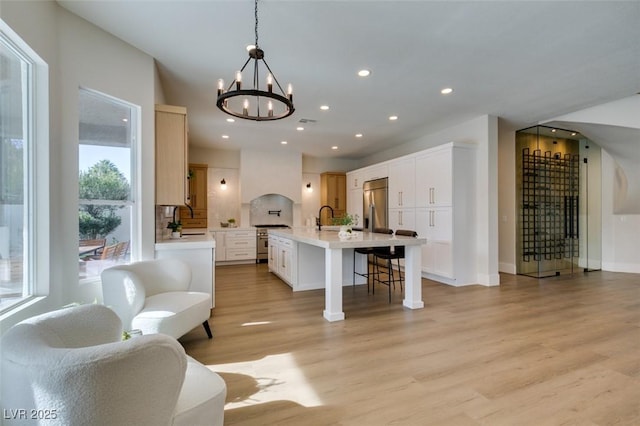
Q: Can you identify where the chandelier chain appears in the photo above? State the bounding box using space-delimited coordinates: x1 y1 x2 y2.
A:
254 0 259 48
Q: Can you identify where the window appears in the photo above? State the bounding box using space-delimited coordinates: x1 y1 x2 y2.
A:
78 88 137 281
0 21 47 313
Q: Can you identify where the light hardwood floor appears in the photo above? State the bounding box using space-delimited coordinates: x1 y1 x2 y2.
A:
181 264 640 425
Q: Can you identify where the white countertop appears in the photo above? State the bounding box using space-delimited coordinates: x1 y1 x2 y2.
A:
155 232 216 250
269 227 426 249
209 226 256 232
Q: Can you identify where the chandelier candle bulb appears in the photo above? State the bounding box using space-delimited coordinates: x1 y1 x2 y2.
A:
243 99 249 116
267 74 273 92
217 79 224 96
268 100 274 117
287 84 293 101
235 71 242 90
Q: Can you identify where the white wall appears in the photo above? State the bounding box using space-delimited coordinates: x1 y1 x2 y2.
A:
547 96 640 273
0 1 157 329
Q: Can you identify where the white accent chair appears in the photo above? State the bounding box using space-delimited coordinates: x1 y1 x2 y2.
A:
0 304 226 426
101 258 212 339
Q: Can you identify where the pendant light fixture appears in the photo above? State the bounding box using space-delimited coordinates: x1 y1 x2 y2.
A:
216 0 294 121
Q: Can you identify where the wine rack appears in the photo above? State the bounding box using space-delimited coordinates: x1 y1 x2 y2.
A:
521 148 580 263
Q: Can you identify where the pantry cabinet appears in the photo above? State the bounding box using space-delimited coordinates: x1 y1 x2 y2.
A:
415 143 475 284
346 141 476 286
388 157 415 209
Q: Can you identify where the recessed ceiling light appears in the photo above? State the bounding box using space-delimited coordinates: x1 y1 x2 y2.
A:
331 146 338 150
122 118 128 122
571 132 577 136
320 105 330 111
281 141 287 145
222 135 229 139
441 87 453 95
389 115 398 121
355 133 363 138
357 69 371 77
226 118 235 123
296 126 304 131
551 129 557 133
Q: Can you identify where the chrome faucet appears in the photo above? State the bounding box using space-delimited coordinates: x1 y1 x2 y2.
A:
317 205 334 231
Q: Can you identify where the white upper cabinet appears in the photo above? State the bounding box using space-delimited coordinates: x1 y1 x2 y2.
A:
415 147 452 207
388 157 415 209
347 170 363 190
347 188 364 227
360 164 388 184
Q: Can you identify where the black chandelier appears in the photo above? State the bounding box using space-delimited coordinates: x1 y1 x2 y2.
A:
216 0 294 121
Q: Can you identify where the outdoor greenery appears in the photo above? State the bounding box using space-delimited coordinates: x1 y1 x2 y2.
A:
79 160 129 239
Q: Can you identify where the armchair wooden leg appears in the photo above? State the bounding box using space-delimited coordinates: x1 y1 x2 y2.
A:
202 320 213 339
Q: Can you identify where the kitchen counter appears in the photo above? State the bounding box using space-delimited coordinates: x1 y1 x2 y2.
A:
154 232 216 308
155 232 215 250
268 227 426 322
269 227 426 249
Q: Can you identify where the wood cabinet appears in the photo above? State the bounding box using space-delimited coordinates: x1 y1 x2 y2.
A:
180 163 208 228
155 104 188 206
320 172 346 224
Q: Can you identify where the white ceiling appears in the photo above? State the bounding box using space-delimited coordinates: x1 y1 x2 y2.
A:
58 0 640 159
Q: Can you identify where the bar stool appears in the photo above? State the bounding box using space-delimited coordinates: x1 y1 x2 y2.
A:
372 229 418 302
352 228 393 292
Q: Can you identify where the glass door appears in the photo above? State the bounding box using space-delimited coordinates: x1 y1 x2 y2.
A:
516 125 601 278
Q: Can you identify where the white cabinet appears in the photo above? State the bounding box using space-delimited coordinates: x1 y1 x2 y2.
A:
415 147 452 207
388 157 415 208
211 231 226 261
155 244 215 308
388 207 415 231
414 143 475 284
268 235 296 287
360 164 388 184
213 229 256 264
347 170 363 190
416 207 453 278
347 188 364 227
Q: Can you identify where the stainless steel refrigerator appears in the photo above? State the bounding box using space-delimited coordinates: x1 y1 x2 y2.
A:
363 177 388 232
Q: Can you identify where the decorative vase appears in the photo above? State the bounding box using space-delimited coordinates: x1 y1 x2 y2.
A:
171 231 181 239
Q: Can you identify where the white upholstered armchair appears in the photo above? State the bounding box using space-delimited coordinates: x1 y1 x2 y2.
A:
0 304 226 426
101 258 212 339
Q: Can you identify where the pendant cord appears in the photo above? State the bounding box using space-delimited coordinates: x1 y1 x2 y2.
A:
254 0 259 49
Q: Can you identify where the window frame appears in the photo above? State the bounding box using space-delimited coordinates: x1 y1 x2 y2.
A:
0 19 49 318
78 87 139 284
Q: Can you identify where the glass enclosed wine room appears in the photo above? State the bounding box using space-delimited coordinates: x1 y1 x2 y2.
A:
516 125 602 278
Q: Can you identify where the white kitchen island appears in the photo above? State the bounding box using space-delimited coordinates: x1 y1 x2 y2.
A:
269 228 426 322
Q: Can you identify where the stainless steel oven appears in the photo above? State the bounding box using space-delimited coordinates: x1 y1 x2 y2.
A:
255 225 289 263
